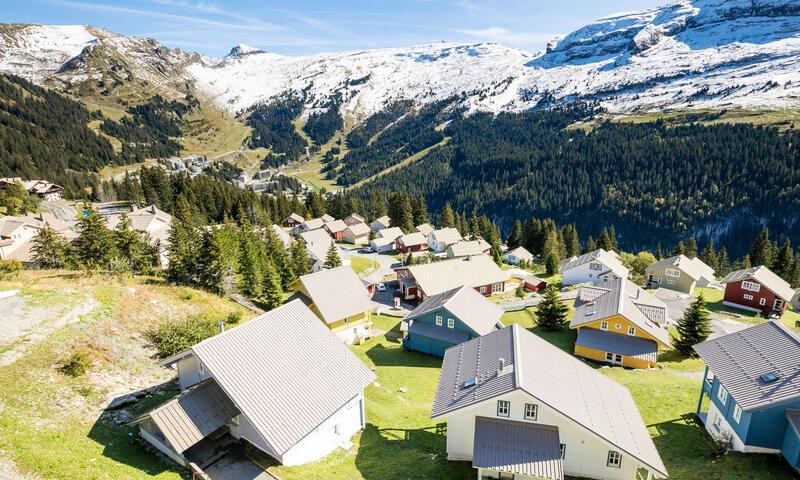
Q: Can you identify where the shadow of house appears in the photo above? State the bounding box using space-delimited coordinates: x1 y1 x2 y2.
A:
87 380 186 477
354 423 473 480
364 343 442 369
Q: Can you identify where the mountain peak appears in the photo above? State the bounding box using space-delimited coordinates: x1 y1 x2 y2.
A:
226 44 263 58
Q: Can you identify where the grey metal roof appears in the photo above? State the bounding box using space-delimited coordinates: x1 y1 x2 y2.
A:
503 246 534 261
406 256 508 298
693 320 800 411
405 285 503 336
473 416 563 480
408 320 471 345
376 227 404 240
398 232 427 247
646 255 715 282
557 249 628 279
720 266 795 302
787 410 800 438
430 227 462 244
297 266 373 323
325 219 347 233
191 300 376 456
432 324 667 477
148 380 239 453
575 328 658 363
570 277 670 346
345 222 371 236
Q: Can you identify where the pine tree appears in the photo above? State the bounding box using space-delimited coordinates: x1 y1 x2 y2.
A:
439 202 455 228
597 228 612 251
772 239 794 282
700 240 718 271
411 195 429 226
290 238 312 277
717 246 731 276
674 295 712 356
31 224 69 269
263 225 294 288
790 257 800 287
535 285 568 331
608 225 618 252
749 229 773 267
261 260 284 310
405 252 415 266
685 238 698 259
507 220 523 249
238 220 263 298
113 213 150 273
197 229 225 293
545 251 560 276
324 242 342 269
583 235 597 254
673 240 686 256
73 206 115 270
562 224 580 257
369 191 386 220
655 242 663 260
167 196 201 284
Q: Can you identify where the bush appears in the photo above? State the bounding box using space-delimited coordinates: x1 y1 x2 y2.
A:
0 259 23 280
515 285 526 298
60 349 92 377
148 311 243 358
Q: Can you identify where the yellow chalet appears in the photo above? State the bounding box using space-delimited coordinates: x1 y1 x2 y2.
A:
289 266 373 345
570 276 671 369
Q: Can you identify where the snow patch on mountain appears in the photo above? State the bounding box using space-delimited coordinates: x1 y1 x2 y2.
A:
0 24 98 80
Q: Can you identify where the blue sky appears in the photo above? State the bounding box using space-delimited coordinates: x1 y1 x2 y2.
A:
5 0 667 56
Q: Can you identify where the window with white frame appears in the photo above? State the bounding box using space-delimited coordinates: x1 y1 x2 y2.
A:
741 281 761 292
717 384 729 405
667 279 676 285
480 286 487 293
628 326 636 336
435 315 443 326
733 404 742 423
759 298 766 306
524 403 538 420
560 444 566 459
447 318 455 329
590 262 602 271
492 282 503 294
497 400 510 417
665 268 681 278
607 451 622 468
601 321 608 330
743 294 753 301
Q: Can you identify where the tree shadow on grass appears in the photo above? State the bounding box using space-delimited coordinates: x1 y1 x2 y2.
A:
354 423 472 480
87 380 187 478
365 343 442 369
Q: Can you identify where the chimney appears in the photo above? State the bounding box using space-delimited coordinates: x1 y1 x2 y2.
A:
497 357 506 375
217 320 225 334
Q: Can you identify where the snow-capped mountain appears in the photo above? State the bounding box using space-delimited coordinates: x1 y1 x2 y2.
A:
2 0 800 119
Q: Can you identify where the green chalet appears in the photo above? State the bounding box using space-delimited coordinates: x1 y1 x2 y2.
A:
401 285 503 357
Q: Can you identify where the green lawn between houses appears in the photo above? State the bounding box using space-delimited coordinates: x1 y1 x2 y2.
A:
272 311 797 480
350 256 380 276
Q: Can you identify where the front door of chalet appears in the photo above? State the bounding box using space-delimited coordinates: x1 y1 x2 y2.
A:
774 298 785 311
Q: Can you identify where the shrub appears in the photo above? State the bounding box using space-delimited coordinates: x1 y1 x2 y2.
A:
515 285 526 298
60 349 92 377
0 259 23 280
148 311 243 358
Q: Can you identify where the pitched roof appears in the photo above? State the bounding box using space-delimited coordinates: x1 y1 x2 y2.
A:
693 320 800 411
473 417 563 480
376 227 403 240
720 265 795 302
191 301 376 456
430 227 462 244
271 224 292 249
370 215 390 229
324 219 348 233
416 223 435 236
345 222 371 236
321 214 335 223
432 324 667 478
284 213 304 223
398 232 427 247
571 277 671 347
345 213 365 223
575 328 658 364
503 246 533 261
147 380 239 453
646 254 715 281
406 256 508 298
408 320 471 345
405 285 502 336
301 218 325 231
558 249 628 279
447 240 489 258
297 266 373 323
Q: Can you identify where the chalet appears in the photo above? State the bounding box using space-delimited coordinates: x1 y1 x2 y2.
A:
396 232 428 254
513 273 547 293
320 213 335 223
291 218 325 236
343 222 371 245
1 178 64 201
428 227 462 253
432 324 668 480
369 227 403 253
720 266 795 316
558 249 629 286
446 239 490 259
281 213 304 229
344 213 366 226
415 223 435 237
0 212 75 264
645 254 715 294
323 219 348 240
290 266 373 344
396 255 507 302
401 285 503 357
134 301 375 471
694 321 800 471
300 228 348 272
370 215 391 232
108 205 173 267
570 277 671 369
502 246 534 265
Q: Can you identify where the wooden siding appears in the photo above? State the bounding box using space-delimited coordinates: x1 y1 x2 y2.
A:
574 344 655 369
575 314 668 348
724 279 788 315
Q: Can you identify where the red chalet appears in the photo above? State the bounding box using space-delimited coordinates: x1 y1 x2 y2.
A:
281 213 304 229
395 232 427 254
720 265 795 316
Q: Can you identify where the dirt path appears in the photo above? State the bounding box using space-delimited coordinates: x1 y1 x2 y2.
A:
0 455 41 480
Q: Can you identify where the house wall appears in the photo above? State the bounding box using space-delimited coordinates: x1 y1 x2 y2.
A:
329 311 372 345
562 262 610 286
229 412 281 460
645 266 697 294
138 419 188 467
441 389 661 480
574 343 655 369
344 232 369 245
175 354 212 390
428 236 455 253
576 315 667 346
782 426 800 469
281 392 365 466
723 279 787 315
403 307 479 356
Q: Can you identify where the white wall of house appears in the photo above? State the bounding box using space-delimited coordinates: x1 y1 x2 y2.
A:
428 236 451 253
175 354 212 390
562 262 611 286
228 413 282 460
281 392 365 466
440 389 658 480
335 323 370 345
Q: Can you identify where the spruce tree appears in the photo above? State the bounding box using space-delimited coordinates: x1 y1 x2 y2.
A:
400 197 415 233
673 240 686 256
237 220 263 298
261 260 284 310
562 224 580 257
700 240 717 271
73 207 115 270
324 242 342 269
685 238 698 259
674 294 712 356
197 229 225 293
545 251 560 276
113 213 149 273
411 196 429 226
290 238 312 277
31 224 69 269
507 220 523 249
166 196 201 284
772 239 794 282
535 285 568 331
369 191 386 220
584 235 597 254
598 228 612 251
717 246 731 276
439 202 455 228
749 229 773 267
655 242 663 260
